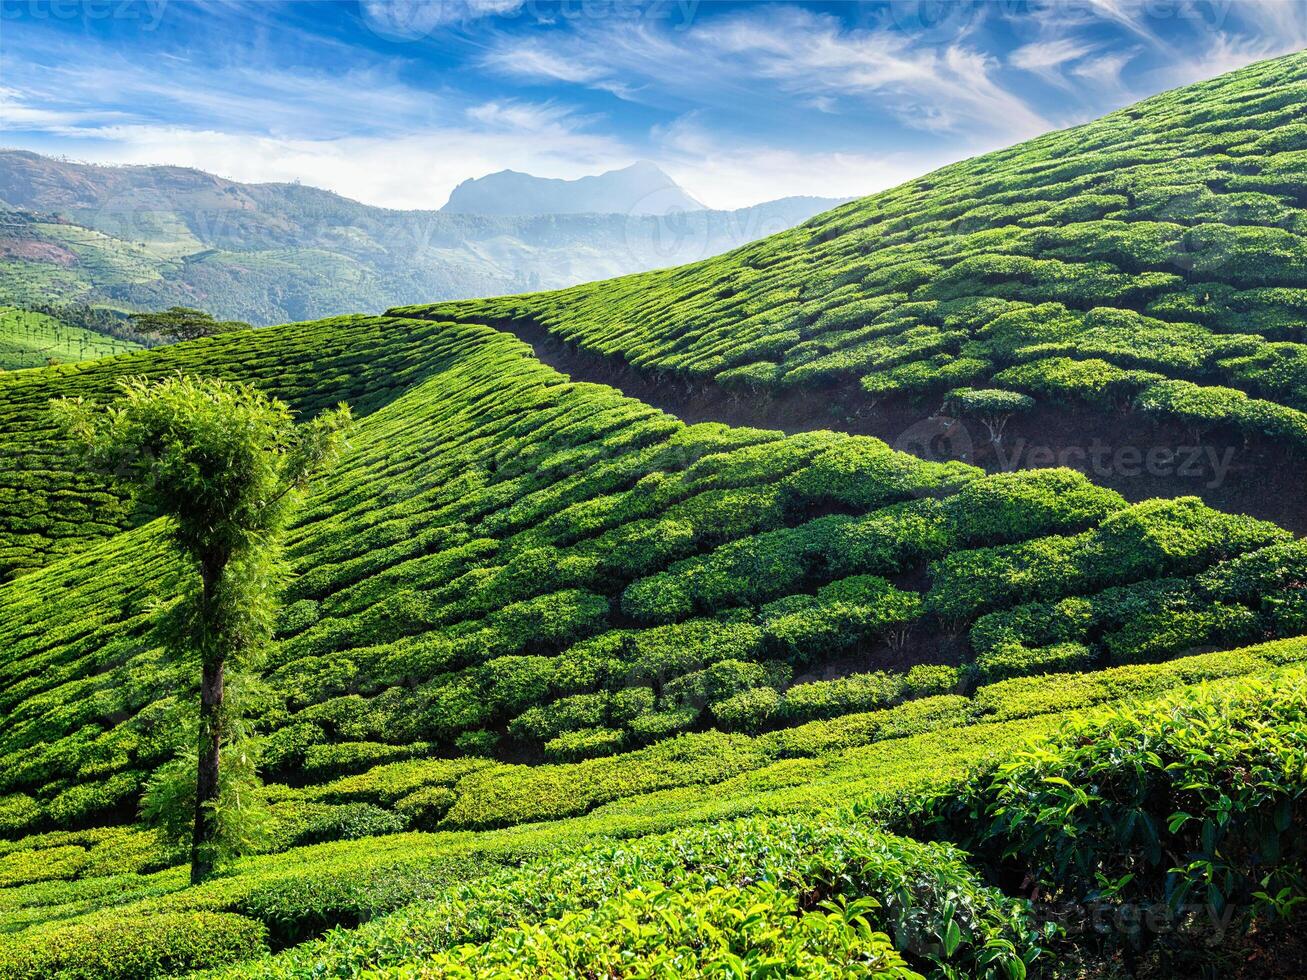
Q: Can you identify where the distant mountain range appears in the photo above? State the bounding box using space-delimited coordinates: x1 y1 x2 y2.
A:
442 161 704 215
0 151 844 326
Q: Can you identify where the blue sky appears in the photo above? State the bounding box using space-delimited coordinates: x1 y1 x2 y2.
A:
1 1 1304 209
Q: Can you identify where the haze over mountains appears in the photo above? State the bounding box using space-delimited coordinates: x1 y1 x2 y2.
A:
441 161 704 215
0 151 842 326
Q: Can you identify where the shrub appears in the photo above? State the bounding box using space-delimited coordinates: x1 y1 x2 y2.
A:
394 786 458 828
0 911 268 979
509 692 609 743
380 879 919 978
306 757 491 806
303 741 431 779
0 794 42 838
784 437 977 510
272 801 407 847
454 730 500 757
762 576 923 664
972 641 1097 686
943 468 1125 544
779 672 905 723
544 727 627 762
628 708 698 744
764 696 974 759
441 732 769 830
903 664 959 698
942 387 1035 444
609 686 656 724
927 673 1307 962
711 686 781 733
259 722 323 773
663 659 787 710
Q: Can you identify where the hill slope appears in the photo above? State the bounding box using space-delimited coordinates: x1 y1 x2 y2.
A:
1 52 1306 980
400 52 1307 526
0 152 839 324
1 307 1304 976
0 306 141 370
1 310 1304 834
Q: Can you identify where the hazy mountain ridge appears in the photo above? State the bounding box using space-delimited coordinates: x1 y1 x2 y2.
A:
0 151 844 325
441 160 704 215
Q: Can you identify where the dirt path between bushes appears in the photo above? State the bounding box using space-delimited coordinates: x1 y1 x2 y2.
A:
417 313 1307 534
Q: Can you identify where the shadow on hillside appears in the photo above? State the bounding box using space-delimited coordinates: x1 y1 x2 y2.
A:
435 314 1307 535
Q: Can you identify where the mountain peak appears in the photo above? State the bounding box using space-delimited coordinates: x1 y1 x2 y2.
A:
441 162 703 216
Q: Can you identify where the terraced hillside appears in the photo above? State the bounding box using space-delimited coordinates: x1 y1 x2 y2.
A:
2 52 1307 979
0 313 489 580
0 307 140 371
2 305 1306 972
6 309 1300 831
400 51 1307 528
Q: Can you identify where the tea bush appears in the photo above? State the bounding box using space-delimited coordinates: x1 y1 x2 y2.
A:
922 673 1307 962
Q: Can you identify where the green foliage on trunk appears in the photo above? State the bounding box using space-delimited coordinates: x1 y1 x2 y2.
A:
52 376 350 881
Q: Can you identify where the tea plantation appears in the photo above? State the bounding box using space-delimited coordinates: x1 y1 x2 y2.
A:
0 307 140 372
399 51 1307 456
1 53 1306 979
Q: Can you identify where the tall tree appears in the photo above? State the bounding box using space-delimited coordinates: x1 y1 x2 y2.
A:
129 306 251 342
55 375 351 882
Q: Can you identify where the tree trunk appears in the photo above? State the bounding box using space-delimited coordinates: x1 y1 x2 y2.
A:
191 557 225 885
191 654 224 883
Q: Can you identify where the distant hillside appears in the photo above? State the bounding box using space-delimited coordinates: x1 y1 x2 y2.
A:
442 160 704 215
0 151 842 325
0 305 141 370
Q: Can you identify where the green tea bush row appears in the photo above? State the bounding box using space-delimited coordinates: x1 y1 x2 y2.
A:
0 911 268 979
920 671 1307 963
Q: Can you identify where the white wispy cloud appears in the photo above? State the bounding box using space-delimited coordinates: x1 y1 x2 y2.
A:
1141 0 1307 89
26 122 630 210
358 0 525 41
1009 37 1098 75
4 0 1303 215
655 114 951 211
484 4 1052 143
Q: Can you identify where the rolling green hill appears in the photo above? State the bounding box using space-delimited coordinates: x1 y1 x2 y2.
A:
400 50 1307 525
0 306 141 371
1 52 1306 979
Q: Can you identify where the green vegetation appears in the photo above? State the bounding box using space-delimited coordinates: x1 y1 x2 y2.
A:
401 52 1307 453
1 52 1305 979
0 153 836 326
57 376 351 881
3 315 1301 848
128 307 252 342
0 306 140 370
